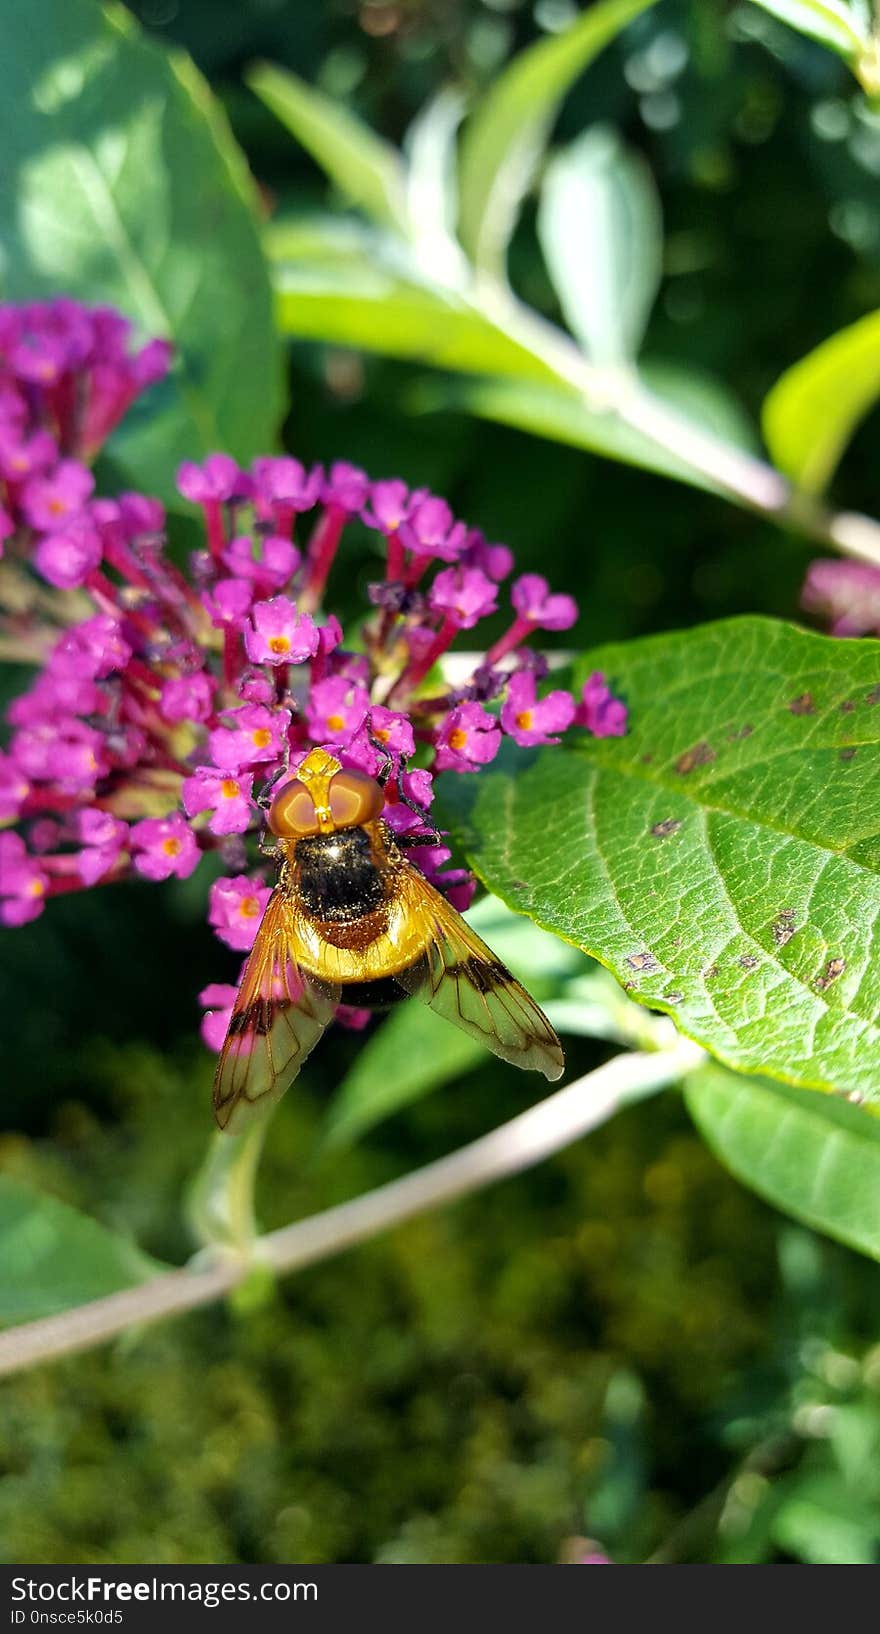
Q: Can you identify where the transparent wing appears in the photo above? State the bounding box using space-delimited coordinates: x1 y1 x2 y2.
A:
212 890 340 1132
393 865 564 1082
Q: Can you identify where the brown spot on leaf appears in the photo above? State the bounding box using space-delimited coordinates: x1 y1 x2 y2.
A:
815 956 846 992
702 964 718 981
627 951 660 974
771 909 797 948
866 685 880 706
788 692 815 716
840 699 855 714
651 817 682 839
675 741 715 775
839 747 857 763
738 954 760 971
727 723 753 741
663 991 683 1005
641 753 654 765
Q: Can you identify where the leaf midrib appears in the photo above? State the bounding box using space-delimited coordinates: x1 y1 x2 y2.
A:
67 146 219 447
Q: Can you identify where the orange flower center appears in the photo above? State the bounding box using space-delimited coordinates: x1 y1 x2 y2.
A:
239 896 260 917
515 710 533 731
268 635 291 654
374 727 390 743
162 837 182 857
27 878 45 898
251 728 272 749
326 713 345 732
48 497 67 515
448 728 468 752
221 779 240 799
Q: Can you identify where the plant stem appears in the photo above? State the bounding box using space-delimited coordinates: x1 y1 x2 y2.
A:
0 1039 703 1379
470 278 880 568
186 1113 273 1255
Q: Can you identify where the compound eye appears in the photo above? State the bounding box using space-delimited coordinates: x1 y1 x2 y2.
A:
268 779 319 838
329 769 384 829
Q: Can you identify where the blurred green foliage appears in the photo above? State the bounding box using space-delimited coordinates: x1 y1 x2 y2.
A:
3 0 880 1566
2 1035 880 1565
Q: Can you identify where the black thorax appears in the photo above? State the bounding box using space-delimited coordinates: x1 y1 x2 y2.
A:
294 828 385 922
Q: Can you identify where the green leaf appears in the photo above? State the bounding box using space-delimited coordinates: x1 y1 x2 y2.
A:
422 365 756 494
324 1004 486 1151
269 232 559 384
745 1 867 62
770 1471 879 1565
404 87 468 286
247 61 408 234
458 0 659 275
324 897 582 1147
537 127 662 364
685 1067 880 1261
762 308 880 495
0 0 283 502
0 1176 166 1324
440 616 880 1101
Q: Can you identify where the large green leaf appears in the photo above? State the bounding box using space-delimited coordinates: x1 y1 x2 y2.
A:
440 617 880 1100
685 1067 880 1262
247 61 408 234
0 1176 166 1324
537 127 662 365
762 309 880 495
0 0 283 501
458 0 659 275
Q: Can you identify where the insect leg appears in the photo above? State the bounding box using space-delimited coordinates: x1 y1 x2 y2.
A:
368 735 444 842
367 735 395 788
256 737 293 811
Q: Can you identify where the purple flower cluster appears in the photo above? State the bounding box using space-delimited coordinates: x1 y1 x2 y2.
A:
0 298 627 1052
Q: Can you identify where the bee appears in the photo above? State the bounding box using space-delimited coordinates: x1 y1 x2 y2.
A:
213 746 564 1131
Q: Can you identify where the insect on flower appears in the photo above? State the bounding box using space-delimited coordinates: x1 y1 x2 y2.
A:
213 747 565 1131
0 299 629 1125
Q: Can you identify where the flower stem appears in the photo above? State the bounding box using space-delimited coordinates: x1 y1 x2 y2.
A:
186 1110 273 1255
0 1039 704 1378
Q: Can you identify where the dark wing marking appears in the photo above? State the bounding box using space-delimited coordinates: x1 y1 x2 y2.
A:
392 865 564 1081
212 890 340 1132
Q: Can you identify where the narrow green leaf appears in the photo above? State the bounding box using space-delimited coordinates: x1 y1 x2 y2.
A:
247 61 408 234
0 0 283 502
763 308 880 495
0 1177 166 1324
423 365 757 494
324 1004 486 1150
684 1066 880 1262
441 617 880 1101
404 87 468 286
458 0 658 275
271 252 559 384
537 127 662 364
745 1 867 62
